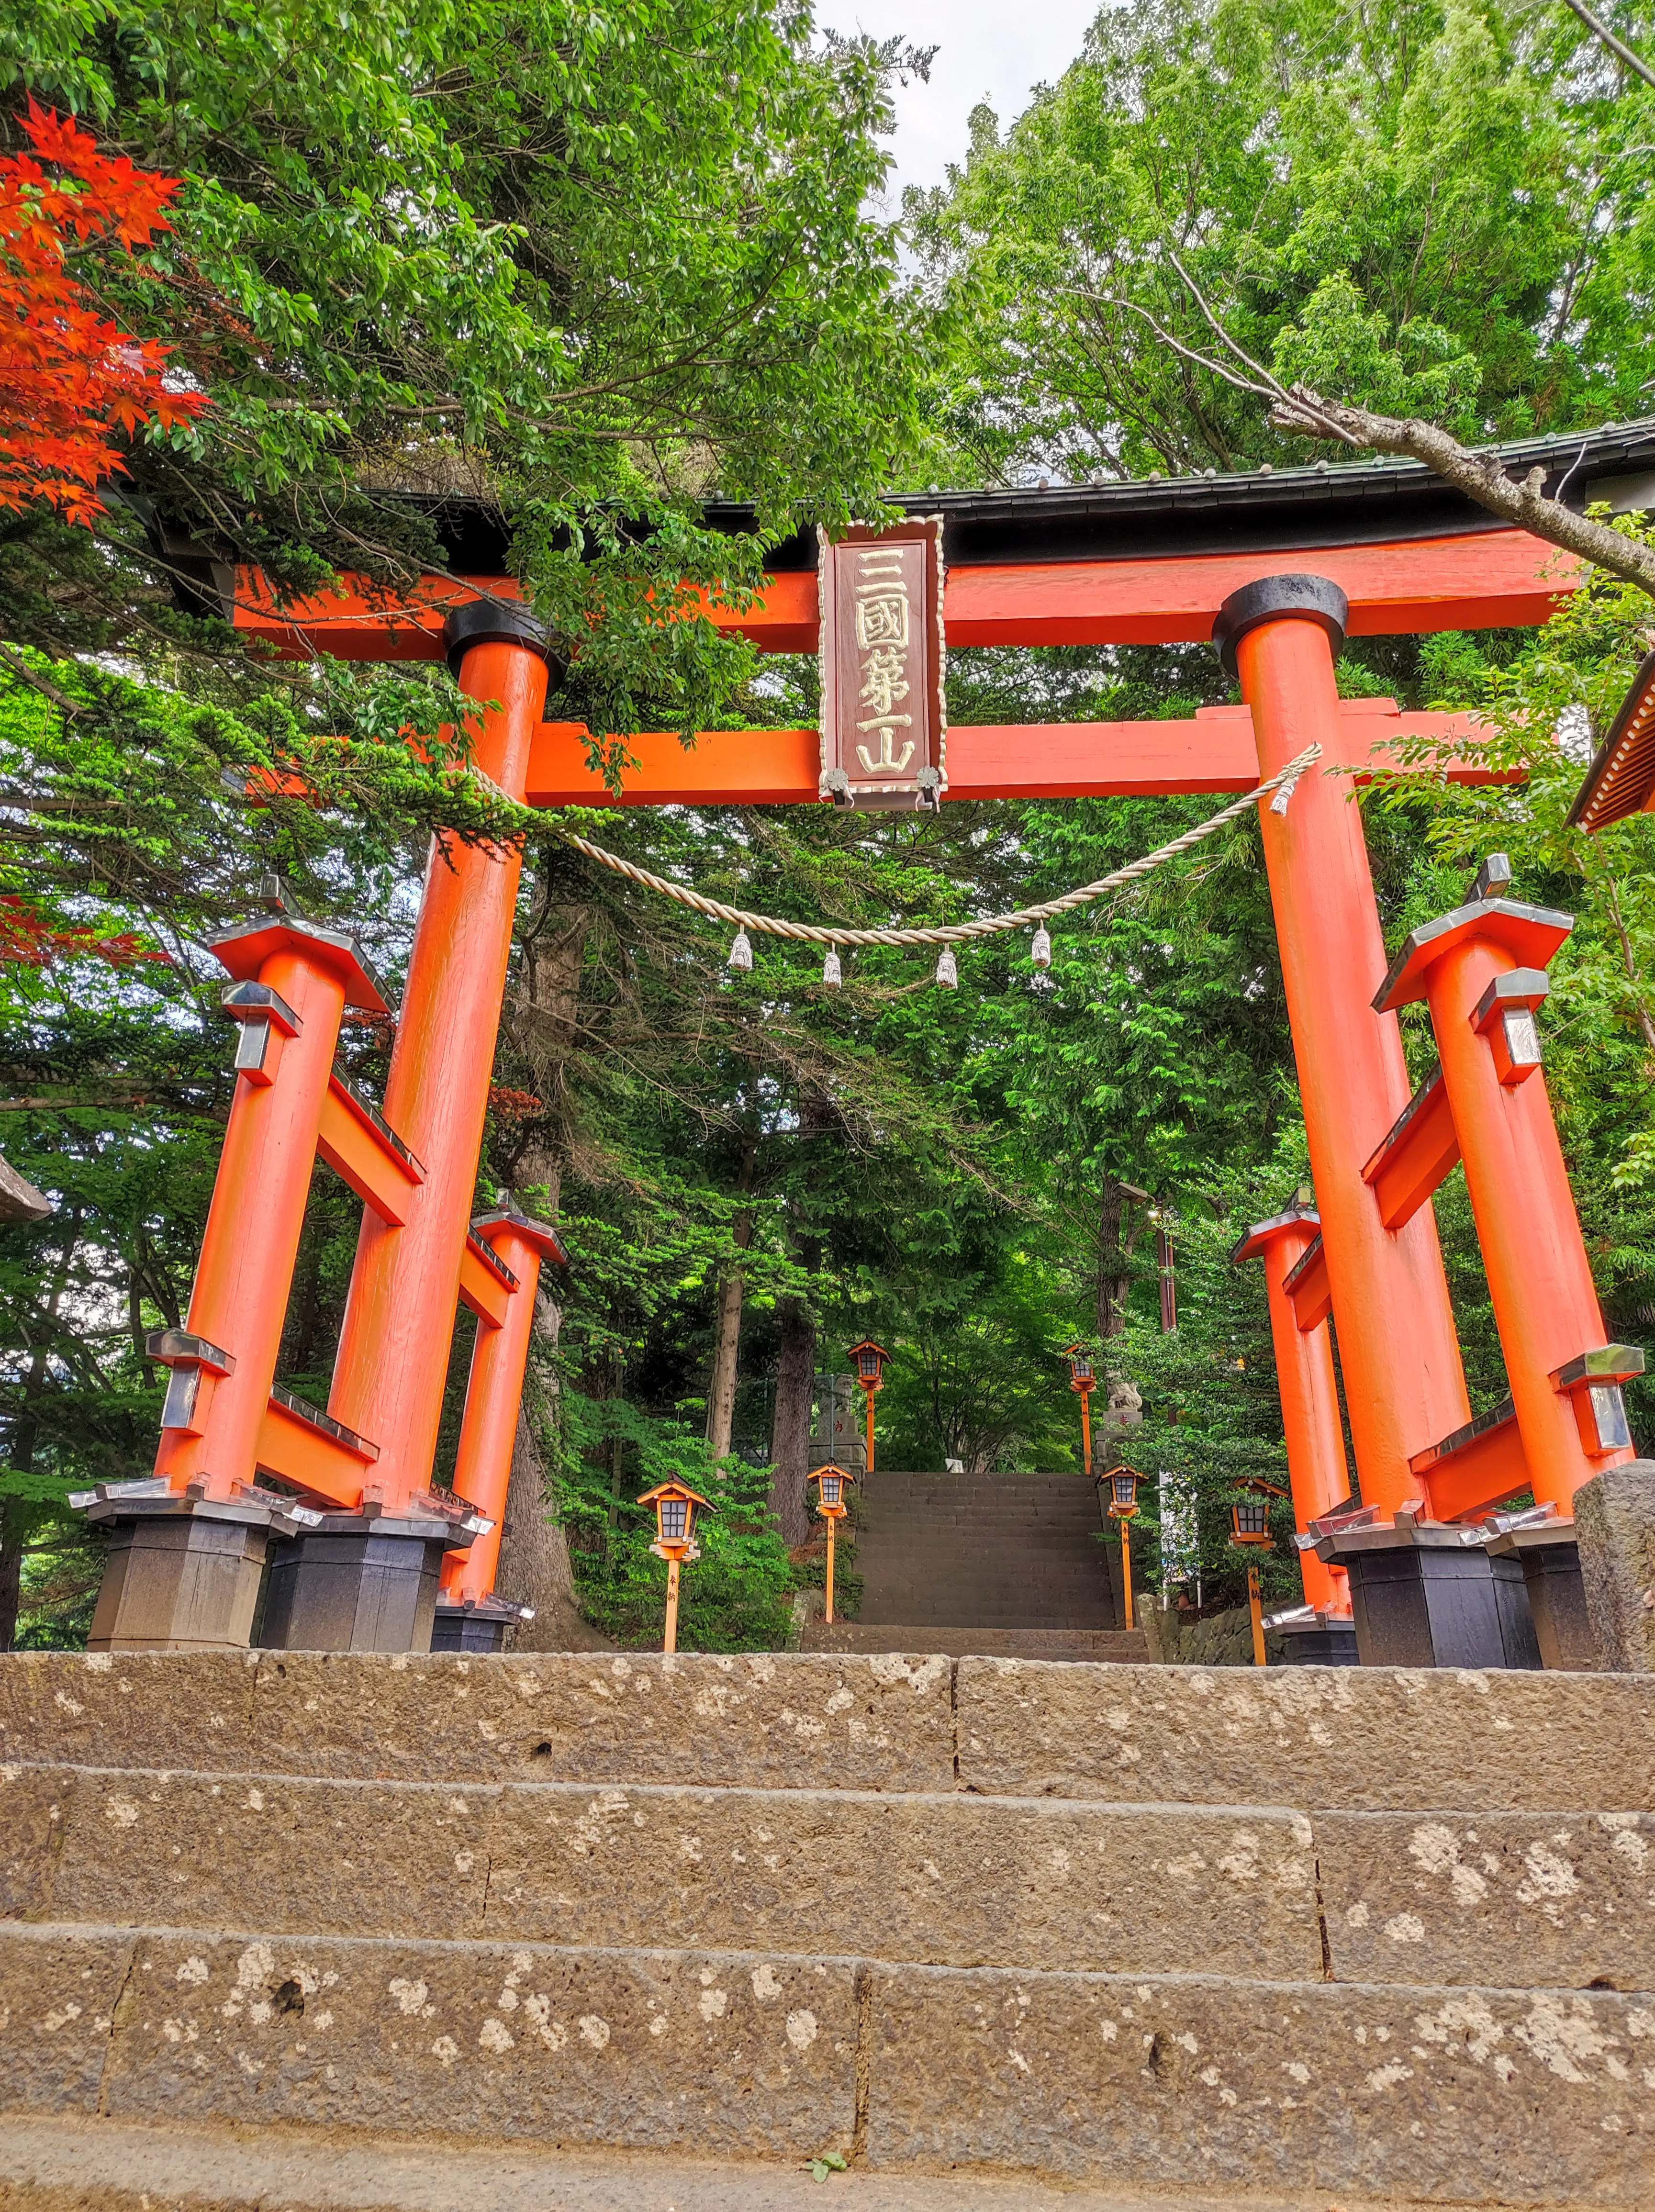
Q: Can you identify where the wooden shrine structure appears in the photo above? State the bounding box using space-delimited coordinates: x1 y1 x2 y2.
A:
77 422 1655 1658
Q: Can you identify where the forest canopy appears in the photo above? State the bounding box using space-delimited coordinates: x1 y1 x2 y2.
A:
4 0 1655 1651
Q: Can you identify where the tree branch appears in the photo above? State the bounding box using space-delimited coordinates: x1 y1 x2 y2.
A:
1558 0 1655 89
1093 267 1655 601
1268 386 1655 596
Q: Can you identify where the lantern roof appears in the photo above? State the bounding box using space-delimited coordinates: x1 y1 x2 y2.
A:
1231 1475 1287 1500
846 1338 890 1360
809 1463 857 1485
637 1478 716 1513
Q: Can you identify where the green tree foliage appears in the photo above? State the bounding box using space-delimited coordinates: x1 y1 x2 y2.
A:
10 0 1655 1654
0 0 933 1645
907 0 1655 480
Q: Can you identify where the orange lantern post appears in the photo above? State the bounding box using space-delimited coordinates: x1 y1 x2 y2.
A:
638 1478 714 1653
809 1463 856 1623
1062 1342 1097 1475
847 1340 890 1475
1230 1477 1287 1666
1101 1465 1141 1630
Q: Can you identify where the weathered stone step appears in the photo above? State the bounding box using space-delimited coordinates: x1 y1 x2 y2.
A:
9 1760 1653 1994
0 1765 1319 1980
1 1921 1649 2205
804 1624 1147 1663
0 2111 1503 2212
6 1652 1655 1814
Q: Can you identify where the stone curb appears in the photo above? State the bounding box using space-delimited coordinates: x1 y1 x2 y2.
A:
1 1923 1652 2204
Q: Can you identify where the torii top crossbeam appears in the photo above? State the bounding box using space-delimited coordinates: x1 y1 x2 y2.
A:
224 423 1655 806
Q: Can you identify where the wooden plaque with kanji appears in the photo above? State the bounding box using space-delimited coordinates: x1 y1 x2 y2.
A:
818 518 946 809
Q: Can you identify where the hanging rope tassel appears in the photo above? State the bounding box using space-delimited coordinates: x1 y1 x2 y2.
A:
822 947 842 988
935 947 959 989
1269 772 1302 817
1031 924 1052 968
727 928 753 972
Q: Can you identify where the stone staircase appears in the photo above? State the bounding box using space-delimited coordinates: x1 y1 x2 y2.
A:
2 1650 1654 2204
808 1468 1146 1662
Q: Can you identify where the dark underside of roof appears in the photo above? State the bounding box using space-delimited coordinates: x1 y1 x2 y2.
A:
373 420 1655 576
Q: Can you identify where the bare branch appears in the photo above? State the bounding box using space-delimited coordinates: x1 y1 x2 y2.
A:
1557 0 1655 90
1129 251 1655 601
1268 387 1655 597
0 645 82 715
1075 290 1283 404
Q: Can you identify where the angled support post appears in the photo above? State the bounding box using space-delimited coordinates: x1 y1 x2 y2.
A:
1231 1200 1352 1620
1216 577 1472 1519
434 1206 568 1652
1376 863 1640 1515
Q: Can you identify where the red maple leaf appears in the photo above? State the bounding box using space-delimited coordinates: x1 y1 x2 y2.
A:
0 102 210 525
0 894 174 968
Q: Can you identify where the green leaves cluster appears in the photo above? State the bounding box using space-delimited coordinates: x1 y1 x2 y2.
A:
907 0 1655 480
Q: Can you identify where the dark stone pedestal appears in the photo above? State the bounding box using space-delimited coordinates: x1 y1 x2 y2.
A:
1316 1515 1543 1670
1267 1606 1360 1666
430 1596 534 1653
1485 1523 1595 1670
82 1490 273 1652
259 1515 455 1653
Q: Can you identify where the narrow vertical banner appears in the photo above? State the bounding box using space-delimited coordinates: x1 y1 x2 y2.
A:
819 518 947 809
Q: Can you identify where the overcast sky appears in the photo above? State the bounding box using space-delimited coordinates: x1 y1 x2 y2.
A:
838 0 1106 206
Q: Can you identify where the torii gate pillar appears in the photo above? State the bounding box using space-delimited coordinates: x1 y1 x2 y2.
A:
1219 577 1473 1514
328 605 552 1482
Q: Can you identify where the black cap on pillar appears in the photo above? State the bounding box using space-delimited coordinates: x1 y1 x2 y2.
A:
1211 574 1349 680
443 597 557 677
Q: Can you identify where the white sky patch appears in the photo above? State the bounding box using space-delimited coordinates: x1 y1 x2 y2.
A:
843 0 1108 206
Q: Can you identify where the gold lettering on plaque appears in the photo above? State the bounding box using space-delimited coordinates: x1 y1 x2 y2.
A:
852 547 914 773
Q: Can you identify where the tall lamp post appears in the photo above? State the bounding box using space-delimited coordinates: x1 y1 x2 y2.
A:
847 1340 890 1474
1230 1477 1286 1667
1062 1342 1097 1474
638 1478 714 1653
1102 1465 1142 1630
808 1463 856 1624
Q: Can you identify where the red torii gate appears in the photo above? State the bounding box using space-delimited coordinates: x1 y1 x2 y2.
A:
79 429 1655 1656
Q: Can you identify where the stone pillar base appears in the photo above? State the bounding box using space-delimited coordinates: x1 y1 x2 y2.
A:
1485 1524 1596 1670
1573 1460 1655 1671
430 1596 534 1654
1265 1606 1360 1666
1317 1516 1542 1669
259 1516 454 1653
83 1492 274 1653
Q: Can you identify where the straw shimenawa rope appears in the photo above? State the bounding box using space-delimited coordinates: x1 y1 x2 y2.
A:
524 741 1320 951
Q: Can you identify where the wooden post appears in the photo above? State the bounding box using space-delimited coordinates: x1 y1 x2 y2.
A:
1229 582 1472 1514
864 1387 876 1476
1119 1515 1135 1631
1079 1386 1093 1476
1248 1564 1267 1666
327 617 551 1509
825 1519 837 1625
663 1554 682 1654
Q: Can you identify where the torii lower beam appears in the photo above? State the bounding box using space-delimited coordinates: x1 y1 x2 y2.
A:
522 701 1505 809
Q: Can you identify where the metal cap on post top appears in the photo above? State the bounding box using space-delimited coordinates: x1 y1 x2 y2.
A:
1229 1191 1320 1267
470 1203 569 1268
442 598 557 676
1211 575 1349 679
